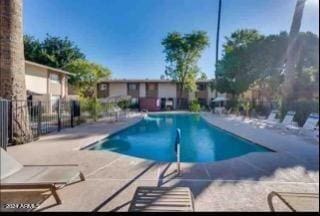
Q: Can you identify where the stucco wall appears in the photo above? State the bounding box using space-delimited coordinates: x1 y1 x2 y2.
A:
50 82 62 96
25 64 48 94
48 71 62 96
109 83 127 97
158 83 176 98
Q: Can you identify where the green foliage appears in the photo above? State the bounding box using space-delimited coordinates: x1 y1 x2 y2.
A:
162 31 209 108
281 32 318 101
64 59 111 98
280 100 319 127
216 29 264 96
241 100 251 116
117 99 131 109
198 72 208 80
208 79 216 93
216 30 319 104
24 34 85 68
189 100 201 112
225 98 238 110
24 35 42 62
80 97 103 121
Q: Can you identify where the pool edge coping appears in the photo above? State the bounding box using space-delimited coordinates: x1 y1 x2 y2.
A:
200 113 276 153
82 112 277 164
78 115 145 151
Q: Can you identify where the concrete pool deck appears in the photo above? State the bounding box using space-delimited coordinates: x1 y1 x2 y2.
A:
1 112 319 212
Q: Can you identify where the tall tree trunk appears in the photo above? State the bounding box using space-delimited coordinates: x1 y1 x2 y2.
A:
177 84 182 110
214 0 222 98
281 0 306 101
0 0 31 144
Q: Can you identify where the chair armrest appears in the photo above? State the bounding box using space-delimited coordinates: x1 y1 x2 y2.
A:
0 182 55 189
23 164 79 167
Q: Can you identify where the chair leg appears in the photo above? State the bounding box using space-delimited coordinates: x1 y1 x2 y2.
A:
79 172 85 181
50 185 61 205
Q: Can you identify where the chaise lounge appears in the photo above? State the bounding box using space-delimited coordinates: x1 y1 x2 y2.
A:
0 148 85 204
129 186 195 212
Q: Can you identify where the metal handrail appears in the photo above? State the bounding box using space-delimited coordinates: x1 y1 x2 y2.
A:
175 128 181 176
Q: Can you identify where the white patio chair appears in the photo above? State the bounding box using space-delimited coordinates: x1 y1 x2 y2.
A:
0 148 85 204
286 113 319 136
278 111 297 128
254 110 280 127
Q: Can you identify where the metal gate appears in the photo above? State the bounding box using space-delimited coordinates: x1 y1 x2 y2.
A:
0 99 80 146
0 99 9 150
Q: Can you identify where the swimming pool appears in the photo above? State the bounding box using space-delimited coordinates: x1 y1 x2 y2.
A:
90 113 271 162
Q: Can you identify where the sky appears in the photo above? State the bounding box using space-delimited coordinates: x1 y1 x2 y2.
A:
24 0 319 79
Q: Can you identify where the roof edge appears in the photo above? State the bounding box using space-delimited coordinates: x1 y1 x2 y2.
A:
25 60 73 76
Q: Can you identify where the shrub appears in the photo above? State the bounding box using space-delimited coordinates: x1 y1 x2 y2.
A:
117 99 131 109
280 99 319 126
189 100 201 112
226 98 238 111
103 102 117 112
80 97 103 121
129 103 139 109
239 100 251 116
254 104 270 116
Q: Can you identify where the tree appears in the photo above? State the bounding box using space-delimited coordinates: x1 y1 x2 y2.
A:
198 72 208 80
23 35 42 62
258 32 318 101
64 59 111 121
0 0 32 143
216 29 263 97
162 31 209 108
64 59 111 98
281 0 306 101
24 34 85 68
216 28 318 110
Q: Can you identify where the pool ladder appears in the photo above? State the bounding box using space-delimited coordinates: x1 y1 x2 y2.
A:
175 128 181 176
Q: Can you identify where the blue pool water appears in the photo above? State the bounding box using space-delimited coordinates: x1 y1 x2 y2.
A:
90 114 270 162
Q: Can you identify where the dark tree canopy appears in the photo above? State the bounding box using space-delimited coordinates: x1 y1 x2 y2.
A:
216 29 263 96
216 29 319 101
24 34 85 68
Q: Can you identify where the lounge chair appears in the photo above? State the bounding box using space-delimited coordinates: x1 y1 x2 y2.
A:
286 113 319 135
254 110 280 126
269 111 297 129
0 148 85 204
129 187 194 212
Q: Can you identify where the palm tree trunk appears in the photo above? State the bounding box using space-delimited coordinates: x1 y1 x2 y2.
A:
281 0 306 101
0 0 31 144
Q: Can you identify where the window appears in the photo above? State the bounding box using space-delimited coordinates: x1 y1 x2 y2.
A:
50 73 60 84
51 95 60 110
100 83 108 91
131 97 138 104
197 83 206 91
128 83 138 91
147 83 156 91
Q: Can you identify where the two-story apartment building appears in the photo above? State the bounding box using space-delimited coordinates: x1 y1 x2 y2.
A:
25 60 71 109
97 79 217 111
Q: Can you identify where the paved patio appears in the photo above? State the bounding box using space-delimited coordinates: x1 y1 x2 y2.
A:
1 112 319 212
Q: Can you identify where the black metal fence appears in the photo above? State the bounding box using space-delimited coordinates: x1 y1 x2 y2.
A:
0 99 80 148
0 99 9 150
